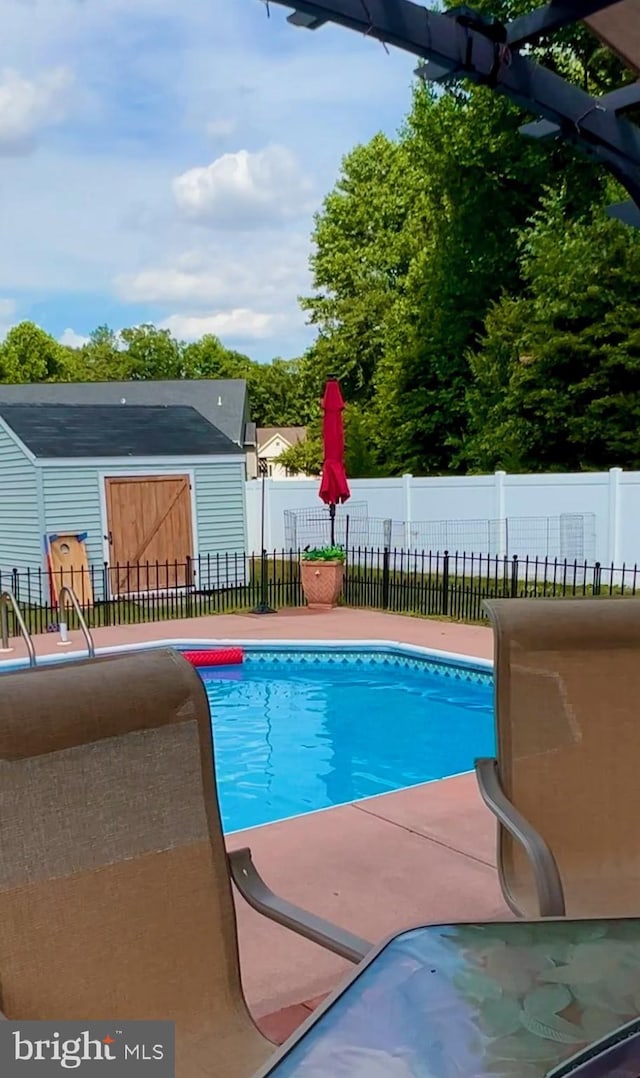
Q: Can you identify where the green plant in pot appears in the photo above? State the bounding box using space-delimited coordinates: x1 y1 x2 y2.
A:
300 546 346 609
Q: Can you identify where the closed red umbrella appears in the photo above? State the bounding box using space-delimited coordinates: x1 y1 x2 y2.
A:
319 377 350 545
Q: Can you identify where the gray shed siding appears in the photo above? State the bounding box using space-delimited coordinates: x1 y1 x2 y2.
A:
0 421 41 579
41 459 247 593
41 466 104 569
192 461 247 587
193 461 246 552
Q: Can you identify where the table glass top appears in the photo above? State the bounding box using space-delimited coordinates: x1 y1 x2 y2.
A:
266 919 640 1077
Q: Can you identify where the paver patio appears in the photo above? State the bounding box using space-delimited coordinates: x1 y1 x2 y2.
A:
2 608 506 1036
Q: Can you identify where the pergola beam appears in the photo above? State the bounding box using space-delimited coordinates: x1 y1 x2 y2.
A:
506 0 619 48
287 10 327 27
598 80 640 112
268 0 640 219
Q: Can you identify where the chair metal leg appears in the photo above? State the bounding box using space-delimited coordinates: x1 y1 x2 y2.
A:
229 847 372 963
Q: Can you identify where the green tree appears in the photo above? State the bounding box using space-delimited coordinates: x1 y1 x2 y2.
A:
76 325 123 380
73 324 313 430
277 423 322 476
299 1 628 478
245 358 312 428
118 324 183 380
181 335 251 379
182 338 310 427
277 405 381 478
452 0 631 93
0 322 73 382
78 324 185 382
370 83 604 475
465 189 640 471
298 132 419 407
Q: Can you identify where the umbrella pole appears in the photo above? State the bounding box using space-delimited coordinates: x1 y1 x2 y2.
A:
252 459 276 615
330 502 336 546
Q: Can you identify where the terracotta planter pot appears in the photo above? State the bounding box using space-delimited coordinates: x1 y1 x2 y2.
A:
300 560 345 610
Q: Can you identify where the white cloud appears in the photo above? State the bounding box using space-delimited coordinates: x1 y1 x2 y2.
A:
160 309 278 341
59 327 89 348
120 266 226 305
172 145 314 228
0 67 74 154
0 0 415 360
115 232 312 347
116 232 312 309
206 118 236 139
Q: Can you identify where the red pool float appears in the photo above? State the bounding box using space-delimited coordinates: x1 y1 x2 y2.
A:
183 647 244 667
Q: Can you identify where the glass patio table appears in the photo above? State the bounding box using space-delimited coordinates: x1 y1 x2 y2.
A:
253 918 640 1078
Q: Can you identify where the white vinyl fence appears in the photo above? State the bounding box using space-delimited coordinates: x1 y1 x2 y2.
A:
245 468 640 566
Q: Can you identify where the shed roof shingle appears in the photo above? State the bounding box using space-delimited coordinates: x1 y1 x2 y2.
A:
0 403 239 459
0 379 252 446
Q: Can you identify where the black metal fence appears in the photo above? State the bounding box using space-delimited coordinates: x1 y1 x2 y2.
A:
0 548 637 637
348 549 632 622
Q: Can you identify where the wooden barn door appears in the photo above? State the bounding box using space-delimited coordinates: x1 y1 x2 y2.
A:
105 476 194 595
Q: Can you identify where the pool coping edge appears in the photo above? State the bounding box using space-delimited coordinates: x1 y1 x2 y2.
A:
0 637 494 674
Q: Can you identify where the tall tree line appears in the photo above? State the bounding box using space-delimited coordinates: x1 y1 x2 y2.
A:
0 321 313 431
287 0 640 475
2 2 639 477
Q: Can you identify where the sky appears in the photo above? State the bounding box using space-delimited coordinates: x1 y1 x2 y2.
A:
0 0 417 362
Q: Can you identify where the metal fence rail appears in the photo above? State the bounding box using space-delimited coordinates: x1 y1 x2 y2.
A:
283 507 597 562
0 548 637 638
284 503 371 549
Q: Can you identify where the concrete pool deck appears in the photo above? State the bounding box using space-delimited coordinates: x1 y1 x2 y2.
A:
3 608 506 1039
0 606 494 663
231 771 511 1037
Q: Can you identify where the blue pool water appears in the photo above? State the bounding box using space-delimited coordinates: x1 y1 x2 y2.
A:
200 653 495 833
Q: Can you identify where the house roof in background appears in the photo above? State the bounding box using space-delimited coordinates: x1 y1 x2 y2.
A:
0 380 252 447
257 426 307 451
0 403 240 459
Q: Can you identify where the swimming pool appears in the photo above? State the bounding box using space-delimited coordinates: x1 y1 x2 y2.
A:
0 638 494 834
200 648 494 833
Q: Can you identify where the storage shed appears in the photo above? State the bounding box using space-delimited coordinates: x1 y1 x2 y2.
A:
0 377 258 477
0 402 247 598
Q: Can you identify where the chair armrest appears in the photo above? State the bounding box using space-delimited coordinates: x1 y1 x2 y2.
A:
475 757 566 918
228 847 371 963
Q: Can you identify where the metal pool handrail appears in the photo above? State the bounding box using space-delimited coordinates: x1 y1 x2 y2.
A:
57 585 96 659
0 591 36 667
